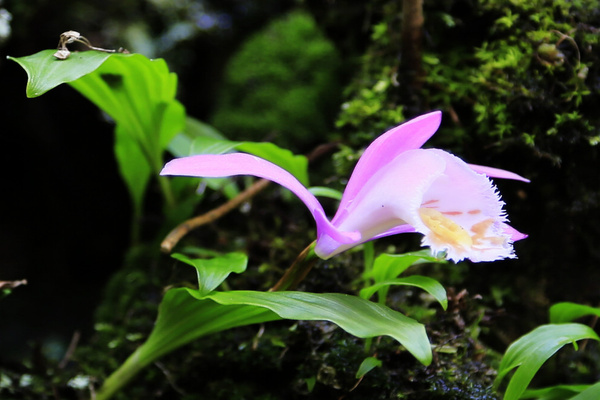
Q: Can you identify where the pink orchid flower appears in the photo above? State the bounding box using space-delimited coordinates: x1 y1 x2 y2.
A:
161 111 528 262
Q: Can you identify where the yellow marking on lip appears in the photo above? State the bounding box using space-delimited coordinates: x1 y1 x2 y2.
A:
470 218 506 246
419 208 473 250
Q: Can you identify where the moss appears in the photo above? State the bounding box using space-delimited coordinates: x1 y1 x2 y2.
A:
210 9 342 151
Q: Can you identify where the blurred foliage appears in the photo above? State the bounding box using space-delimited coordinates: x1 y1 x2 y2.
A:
210 10 342 151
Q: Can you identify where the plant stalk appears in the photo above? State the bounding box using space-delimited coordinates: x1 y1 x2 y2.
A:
269 241 317 292
94 347 148 400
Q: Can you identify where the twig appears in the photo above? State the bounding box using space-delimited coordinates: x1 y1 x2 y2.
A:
58 330 81 369
0 279 27 289
54 30 128 60
161 179 271 253
269 241 317 292
154 361 187 396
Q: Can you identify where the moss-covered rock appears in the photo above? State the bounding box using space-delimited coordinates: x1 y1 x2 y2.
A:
210 10 342 151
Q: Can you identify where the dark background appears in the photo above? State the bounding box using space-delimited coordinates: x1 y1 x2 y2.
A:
0 0 308 360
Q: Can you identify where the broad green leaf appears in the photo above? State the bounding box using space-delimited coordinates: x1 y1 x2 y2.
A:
194 290 432 365
114 124 151 222
308 186 343 200
494 323 600 400
191 135 239 155
189 136 310 186
172 252 248 296
168 116 227 157
359 275 448 311
355 356 382 379
68 53 185 215
549 302 600 324
12 49 186 221
95 288 279 400
168 121 240 198
8 49 112 97
159 101 187 149
522 384 596 400
69 53 183 153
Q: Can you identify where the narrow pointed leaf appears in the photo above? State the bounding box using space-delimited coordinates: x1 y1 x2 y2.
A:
495 323 600 400
549 302 600 324
356 356 382 379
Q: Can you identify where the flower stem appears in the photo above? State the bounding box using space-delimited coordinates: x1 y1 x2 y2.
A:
269 241 317 292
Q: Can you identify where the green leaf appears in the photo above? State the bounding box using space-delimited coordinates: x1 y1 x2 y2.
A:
359 275 448 311
370 251 444 283
571 381 600 400
172 252 248 296
114 124 151 223
12 49 186 221
167 116 227 157
8 49 112 98
308 186 343 201
95 288 279 400
68 53 184 214
305 376 316 393
366 251 445 305
69 53 183 153
195 290 432 365
549 302 600 324
236 141 310 186
521 384 596 400
494 323 600 400
355 356 382 379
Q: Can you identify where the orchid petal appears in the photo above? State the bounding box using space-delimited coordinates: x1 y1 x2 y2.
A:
469 164 530 182
502 224 528 241
370 224 417 240
415 149 518 262
320 148 522 262
161 153 360 244
339 111 442 210
316 150 447 259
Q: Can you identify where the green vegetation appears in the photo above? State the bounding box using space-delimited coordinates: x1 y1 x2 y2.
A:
211 10 341 151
